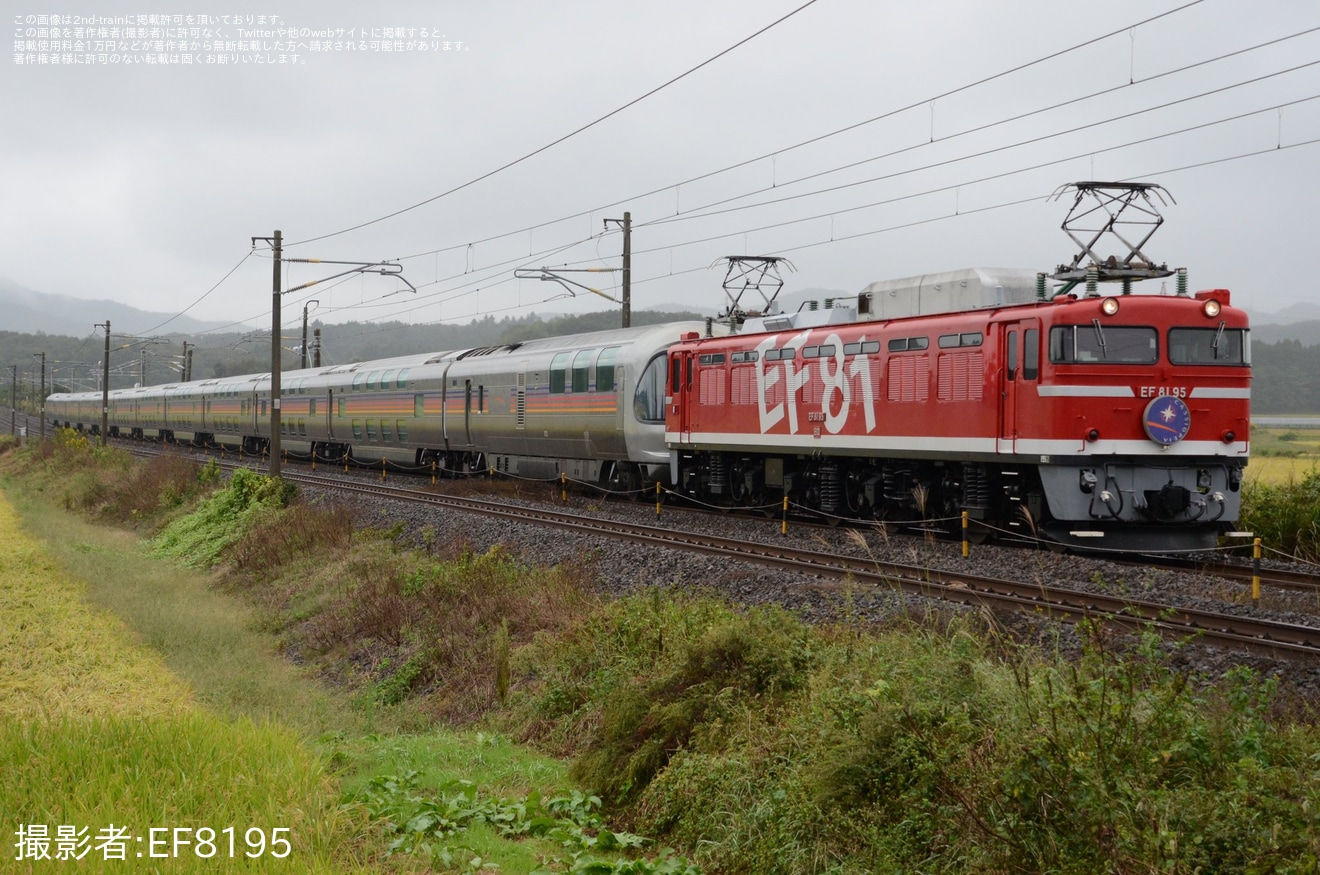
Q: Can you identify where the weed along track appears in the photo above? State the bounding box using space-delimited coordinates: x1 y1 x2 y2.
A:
253 464 1320 660
16 421 1320 871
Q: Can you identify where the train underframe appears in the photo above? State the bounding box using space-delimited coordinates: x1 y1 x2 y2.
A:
669 449 1242 552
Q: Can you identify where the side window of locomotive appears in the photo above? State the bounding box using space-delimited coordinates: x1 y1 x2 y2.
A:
550 352 570 394
596 347 620 392
635 353 668 423
1168 327 1249 365
1049 325 1157 364
1023 328 1039 381
572 350 594 393
888 336 929 352
1006 332 1018 381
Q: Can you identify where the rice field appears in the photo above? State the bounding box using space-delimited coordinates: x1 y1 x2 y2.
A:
0 491 371 873
1247 424 1320 485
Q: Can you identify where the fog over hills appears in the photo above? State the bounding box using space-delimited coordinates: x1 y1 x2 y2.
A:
0 276 233 338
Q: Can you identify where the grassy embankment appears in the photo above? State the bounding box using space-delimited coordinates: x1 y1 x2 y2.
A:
0 434 660 875
4 431 1320 873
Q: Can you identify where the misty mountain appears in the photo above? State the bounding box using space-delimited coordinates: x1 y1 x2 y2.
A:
1245 302 1320 346
0 276 233 337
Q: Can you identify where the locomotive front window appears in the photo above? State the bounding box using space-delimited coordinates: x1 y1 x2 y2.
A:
1049 325 1157 364
635 353 668 423
1168 327 1249 365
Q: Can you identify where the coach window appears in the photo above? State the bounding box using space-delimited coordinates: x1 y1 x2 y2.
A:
397 369 409 389
573 350 594 393
635 353 667 423
366 372 380 391
596 347 620 392
353 372 366 391
381 370 396 390
550 352 570 394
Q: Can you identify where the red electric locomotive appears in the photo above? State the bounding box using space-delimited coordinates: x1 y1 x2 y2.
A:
665 184 1250 552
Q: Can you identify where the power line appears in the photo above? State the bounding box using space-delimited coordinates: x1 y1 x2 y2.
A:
288 0 823 248
638 32 1320 228
387 0 1216 266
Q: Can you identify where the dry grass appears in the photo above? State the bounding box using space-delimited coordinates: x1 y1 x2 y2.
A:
0 493 194 720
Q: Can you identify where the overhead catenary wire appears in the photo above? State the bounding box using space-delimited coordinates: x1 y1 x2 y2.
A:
383 0 1224 266
129 2 1314 337
287 0 824 248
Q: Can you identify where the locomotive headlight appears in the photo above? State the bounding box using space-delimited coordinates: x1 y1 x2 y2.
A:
1203 299 1221 318
1100 297 1120 316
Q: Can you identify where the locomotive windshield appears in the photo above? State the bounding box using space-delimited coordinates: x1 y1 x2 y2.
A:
634 353 667 423
1168 327 1250 365
1049 325 1157 364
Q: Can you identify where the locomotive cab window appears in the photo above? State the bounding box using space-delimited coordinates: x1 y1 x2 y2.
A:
1049 325 1157 364
1023 328 1039 380
1168 327 1249 365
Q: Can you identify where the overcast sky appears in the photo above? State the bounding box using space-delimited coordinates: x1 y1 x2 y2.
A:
4 0 1318 340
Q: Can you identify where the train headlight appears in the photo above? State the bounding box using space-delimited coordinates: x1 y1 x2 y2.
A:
1100 297 1120 316
1203 299 1221 318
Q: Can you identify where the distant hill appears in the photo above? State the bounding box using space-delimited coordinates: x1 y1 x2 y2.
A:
0 276 233 337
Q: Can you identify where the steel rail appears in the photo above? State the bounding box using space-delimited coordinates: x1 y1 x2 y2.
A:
277 469 1320 659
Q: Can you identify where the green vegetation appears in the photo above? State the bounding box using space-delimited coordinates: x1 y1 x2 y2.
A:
0 487 370 873
4 432 1320 872
1240 469 1320 562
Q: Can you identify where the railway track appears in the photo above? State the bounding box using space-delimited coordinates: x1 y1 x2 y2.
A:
66 439 1320 660
261 467 1320 660
1136 554 1320 595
